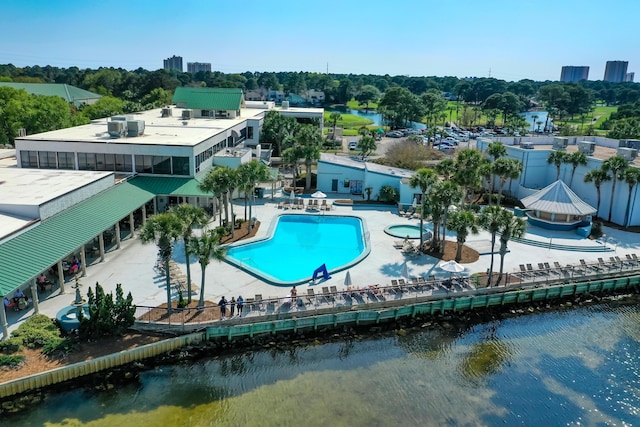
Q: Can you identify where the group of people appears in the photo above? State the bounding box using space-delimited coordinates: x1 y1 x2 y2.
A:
217 295 245 319
3 289 28 312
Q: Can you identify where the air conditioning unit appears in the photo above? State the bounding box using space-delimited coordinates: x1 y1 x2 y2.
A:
281 100 289 109
161 107 172 117
622 139 640 150
182 110 192 120
107 121 127 138
553 137 568 151
617 147 638 161
578 141 596 155
127 120 145 137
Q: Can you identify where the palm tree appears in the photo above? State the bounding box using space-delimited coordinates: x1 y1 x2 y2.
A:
478 159 494 204
329 112 341 138
478 206 509 287
294 124 323 190
236 160 271 225
506 158 523 196
187 229 226 308
536 121 543 133
447 210 478 262
437 181 463 251
584 168 611 219
531 114 538 133
453 149 483 207
171 204 208 304
567 151 588 188
435 158 455 180
139 212 183 312
358 135 377 160
282 146 302 190
486 142 507 161
547 150 567 181
199 166 237 230
409 168 438 250
492 158 513 206
602 156 629 223
496 213 527 286
622 167 640 228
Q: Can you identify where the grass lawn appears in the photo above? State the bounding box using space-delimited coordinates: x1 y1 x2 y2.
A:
347 99 379 110
324 111 373 129
561 106 617 131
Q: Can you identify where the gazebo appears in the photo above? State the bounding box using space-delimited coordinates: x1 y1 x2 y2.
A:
520 180 596 231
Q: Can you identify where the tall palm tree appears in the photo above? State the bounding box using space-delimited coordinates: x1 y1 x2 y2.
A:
236 160 271 225
437 181 463 251
491 158 513 206
531 114 538 133
506 158 523 196
199 166 231 228
496 213 527 286
567 151 588 188
622 167 640 228
447 210 478 262
409 168 438 249
547 150 567 181
295 124 323 190
478 159 494 204
584 168 611 219
187 229 226 308
139 212 183 312
602 156 629 223
478 206 509 287
453 149 483 207
171 204 208 304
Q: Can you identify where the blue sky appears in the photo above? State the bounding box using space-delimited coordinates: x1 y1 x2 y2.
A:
1 0 638 82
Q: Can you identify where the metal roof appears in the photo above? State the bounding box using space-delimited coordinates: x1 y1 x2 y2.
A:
172 87 243 111
0 182 154 296
0 82 102 103
129 176 210 197
521 180 596 216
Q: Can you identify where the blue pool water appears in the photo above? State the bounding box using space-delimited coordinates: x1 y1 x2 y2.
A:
226 214 368 285
384 224 432 239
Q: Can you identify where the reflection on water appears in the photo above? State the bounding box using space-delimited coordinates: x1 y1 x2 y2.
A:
6 304 640 426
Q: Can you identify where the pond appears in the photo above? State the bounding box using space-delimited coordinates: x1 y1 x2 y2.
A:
329 108 426 130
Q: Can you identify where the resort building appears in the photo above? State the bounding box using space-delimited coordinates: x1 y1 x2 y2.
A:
163 55 183 72
560 66 589 83
187 62 212 73
604 61 628 83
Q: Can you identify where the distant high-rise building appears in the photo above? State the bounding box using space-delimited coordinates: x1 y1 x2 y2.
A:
560 66 589 82
604 61 628 83
187 62 212 73
163 55 183 72
625 72 635 83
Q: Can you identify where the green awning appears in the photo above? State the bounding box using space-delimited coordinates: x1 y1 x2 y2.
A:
0 182 154 296
129 176 211 197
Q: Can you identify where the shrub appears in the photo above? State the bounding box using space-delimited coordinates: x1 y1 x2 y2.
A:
79 283 136 339
11 314 62 349
0 354 25 367
378 185 399 203
177 289 188 308
0 337 23 354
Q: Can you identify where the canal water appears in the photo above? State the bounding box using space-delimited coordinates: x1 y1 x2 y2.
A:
6 301 640 426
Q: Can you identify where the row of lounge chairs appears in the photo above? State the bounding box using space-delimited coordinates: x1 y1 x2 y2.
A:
516 254 640 281
277 199 332 211
398 205 422 219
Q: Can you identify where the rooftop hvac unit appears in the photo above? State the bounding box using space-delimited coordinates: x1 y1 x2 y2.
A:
107 121 127 138
127 120 145 137
112 115 133 122
161 107 172 117
624 139 640 150
553 137 569 150
281 100 289 109
182 110 192 120
578 141 596 155
616 147 638 161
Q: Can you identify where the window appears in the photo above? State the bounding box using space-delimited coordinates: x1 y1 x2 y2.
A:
38 151 57 169
58 152 75 169
135 155 152 173
78 153 96 170
343 179 350 188
115 154 132 172
172 157 189 175
247 126 253 139
153 156 171 174
20 150 38 168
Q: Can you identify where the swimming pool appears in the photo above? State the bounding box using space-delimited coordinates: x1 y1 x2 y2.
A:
384 224 432 239
225 214 369 285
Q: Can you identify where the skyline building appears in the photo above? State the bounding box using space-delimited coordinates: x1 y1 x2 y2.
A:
560 66 589 82
163 55 183 72
604 61 628 83
625 72 635 83
187 62 212 73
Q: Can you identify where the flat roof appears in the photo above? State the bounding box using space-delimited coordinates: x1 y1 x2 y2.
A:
0 168 113 208
319 153 414 178
18 105 323 148
0 213 35 242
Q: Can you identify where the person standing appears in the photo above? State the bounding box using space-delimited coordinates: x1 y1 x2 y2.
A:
290 286 297 303
229 296 236 317
236 295 244 316
218 296 228 319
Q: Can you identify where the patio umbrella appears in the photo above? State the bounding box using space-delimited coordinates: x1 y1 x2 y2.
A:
311 191 327 199
290 188 296 202
412 197 417 209
402 262 409 279
439 260 465 273
377 128 385 134
344 270 352 287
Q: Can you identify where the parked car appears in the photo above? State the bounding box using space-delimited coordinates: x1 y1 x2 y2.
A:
348 141 358 150
386 131 403 138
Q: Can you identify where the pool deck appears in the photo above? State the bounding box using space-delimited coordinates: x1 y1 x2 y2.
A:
5 191 640 336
